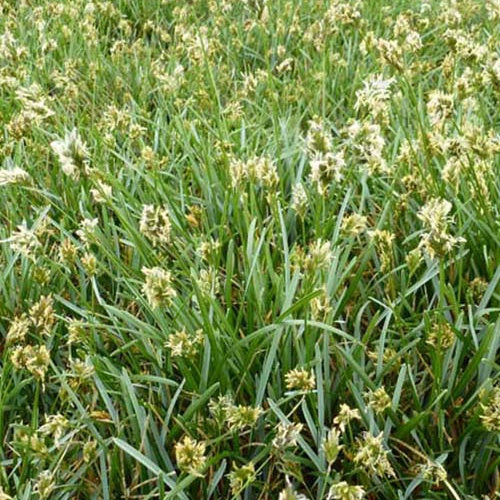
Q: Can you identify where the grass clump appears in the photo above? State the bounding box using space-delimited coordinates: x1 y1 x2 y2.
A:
0 0 499 498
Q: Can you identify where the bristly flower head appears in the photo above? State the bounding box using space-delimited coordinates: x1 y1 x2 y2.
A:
90 180 112 203
426 321 456 349
426 90 454 126
10 344 51 381
341 213 368 237
368 229 394 272
306 118 333 154
50 128 89 180
229 155 279 189
139 204 171 246
175 436 207 476
353 431 395 477
304 239 333 272
29 295 55 336
479 386 500 432
285 368 316 392
364 386 392 414
38 414 69 447
291 182 308 218
226 404 262 431
0 165 31 186
309 151 346 195
328 481 365 500
10 222 41 260
166 329 204 359
6 315 30 345
272 422 304 451
354 73 395 119
322 427 343 464
76 218 99 246
417 458 448 485
279 477 309 500
34 470 55 500
228 463 256 495
333 404 362 432
141 267 177 308
417 198 465 258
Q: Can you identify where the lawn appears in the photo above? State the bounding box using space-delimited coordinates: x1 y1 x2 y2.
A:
0 0 499 498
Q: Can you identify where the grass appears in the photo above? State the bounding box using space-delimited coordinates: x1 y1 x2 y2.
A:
0 0 499 498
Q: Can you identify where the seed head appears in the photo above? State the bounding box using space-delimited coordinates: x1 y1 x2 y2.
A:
139 205 171 247
285 368 316 392
228 462 256 495
142 267 177 308
175 436 207 476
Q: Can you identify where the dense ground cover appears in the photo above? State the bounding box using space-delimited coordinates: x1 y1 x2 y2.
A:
0 0 499 498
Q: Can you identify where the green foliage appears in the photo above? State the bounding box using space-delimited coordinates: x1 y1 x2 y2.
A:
0 0 498 498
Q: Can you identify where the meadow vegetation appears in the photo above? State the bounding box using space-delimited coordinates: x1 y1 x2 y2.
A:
0 0 499 498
